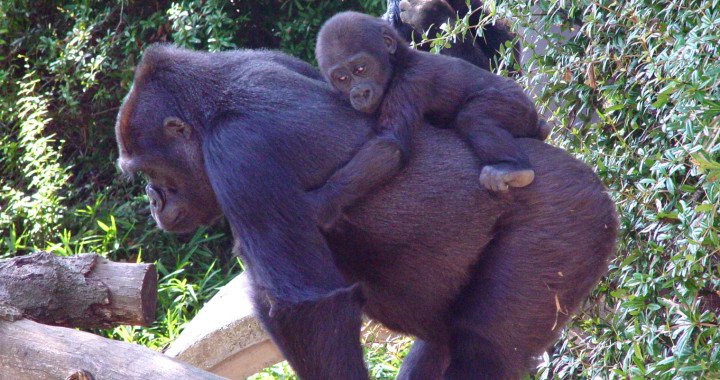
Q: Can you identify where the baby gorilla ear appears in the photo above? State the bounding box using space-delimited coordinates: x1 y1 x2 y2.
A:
163 117 192 139
381 27 398 54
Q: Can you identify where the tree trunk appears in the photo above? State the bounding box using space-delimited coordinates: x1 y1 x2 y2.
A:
0 251 156 328
0 318 227 380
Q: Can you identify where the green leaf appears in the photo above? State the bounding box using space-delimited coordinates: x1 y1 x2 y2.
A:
694 204 713 212
679 365 704 373
97 220 110 232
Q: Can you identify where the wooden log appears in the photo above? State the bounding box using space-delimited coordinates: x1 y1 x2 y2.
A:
0 251 156 328
0 318 228 380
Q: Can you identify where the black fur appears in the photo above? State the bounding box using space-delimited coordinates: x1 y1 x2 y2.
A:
115 44 617 379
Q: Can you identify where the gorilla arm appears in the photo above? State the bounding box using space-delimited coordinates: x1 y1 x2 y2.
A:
201 120 368 380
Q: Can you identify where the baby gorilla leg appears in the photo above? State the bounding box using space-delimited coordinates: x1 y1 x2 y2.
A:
454 115 535 192
455 88 540 191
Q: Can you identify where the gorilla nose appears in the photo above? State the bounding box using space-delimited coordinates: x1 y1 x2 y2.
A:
146 185 165 212
351 87 371 101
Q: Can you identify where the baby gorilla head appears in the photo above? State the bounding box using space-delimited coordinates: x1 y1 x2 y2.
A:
316 12 400 114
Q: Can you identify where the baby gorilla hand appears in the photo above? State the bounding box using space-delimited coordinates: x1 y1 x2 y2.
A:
308 187 345 232
480 164 535 192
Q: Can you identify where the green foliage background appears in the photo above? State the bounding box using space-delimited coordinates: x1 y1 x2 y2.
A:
1 0 718 379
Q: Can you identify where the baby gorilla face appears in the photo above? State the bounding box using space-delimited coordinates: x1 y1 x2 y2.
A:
316 12 399 114
327 52 387 113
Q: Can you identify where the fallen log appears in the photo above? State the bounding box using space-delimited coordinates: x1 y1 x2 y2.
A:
0 251 156 328
0 318 227 380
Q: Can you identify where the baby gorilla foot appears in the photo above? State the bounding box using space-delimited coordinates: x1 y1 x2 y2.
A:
479 164 535 192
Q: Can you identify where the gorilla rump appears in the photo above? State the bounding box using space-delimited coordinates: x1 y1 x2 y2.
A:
115 44 616 379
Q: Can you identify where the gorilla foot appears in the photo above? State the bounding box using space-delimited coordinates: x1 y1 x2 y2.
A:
479 165 535 192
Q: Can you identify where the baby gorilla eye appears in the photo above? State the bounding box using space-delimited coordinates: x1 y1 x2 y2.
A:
354 65 366 75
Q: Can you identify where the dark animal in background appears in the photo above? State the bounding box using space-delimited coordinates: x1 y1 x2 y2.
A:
115 43 616 379
384 0 522 73
314 12 548 229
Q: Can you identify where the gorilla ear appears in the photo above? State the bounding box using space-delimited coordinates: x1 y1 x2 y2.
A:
381 28 397 54
163 117 192 140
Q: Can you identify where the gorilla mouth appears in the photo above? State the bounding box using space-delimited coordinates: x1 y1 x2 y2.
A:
154 188 166 209
155 207 189 233
146 184 187 231
351 97 380 114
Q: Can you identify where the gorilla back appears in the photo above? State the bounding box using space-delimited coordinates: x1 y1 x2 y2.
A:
115 45 617 379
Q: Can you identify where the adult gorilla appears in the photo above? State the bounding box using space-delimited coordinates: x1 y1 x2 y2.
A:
115 44 616 379
383 0 521 72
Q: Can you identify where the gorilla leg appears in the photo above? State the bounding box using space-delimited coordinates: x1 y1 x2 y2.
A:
444 333 516 380
443 217 610 379
252 281 367 380
442 245 555 378
396 339 449 380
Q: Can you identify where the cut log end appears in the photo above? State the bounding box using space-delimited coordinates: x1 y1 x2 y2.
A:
141 263 158 325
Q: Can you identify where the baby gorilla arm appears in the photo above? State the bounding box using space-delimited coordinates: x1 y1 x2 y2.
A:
309 82 423 231
310 131 407 231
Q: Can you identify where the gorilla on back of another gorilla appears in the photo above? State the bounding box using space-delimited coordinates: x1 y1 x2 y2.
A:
309 12 546 229
114 5 617 379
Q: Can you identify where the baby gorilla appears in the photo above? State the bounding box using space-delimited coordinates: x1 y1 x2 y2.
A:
313 11 549 229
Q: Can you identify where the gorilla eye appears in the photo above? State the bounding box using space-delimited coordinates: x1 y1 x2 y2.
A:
337 75 348 82
354 66 366 75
